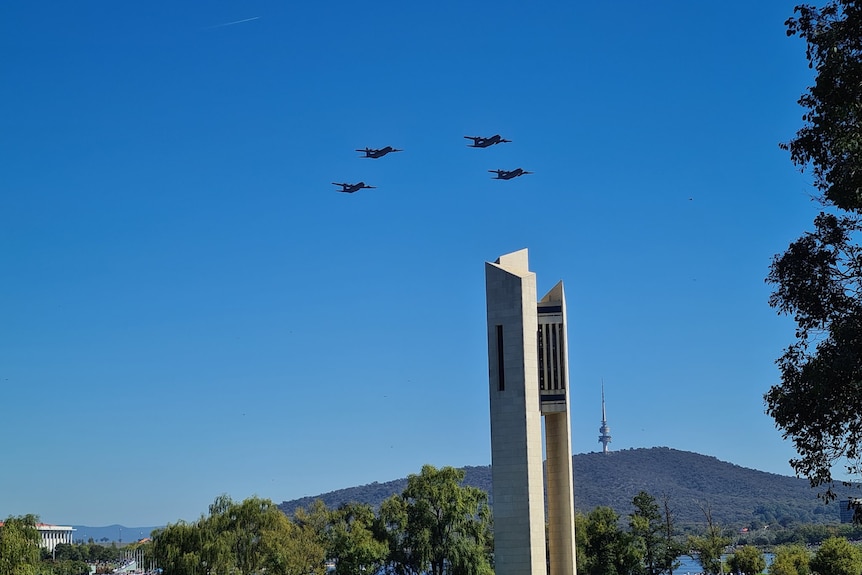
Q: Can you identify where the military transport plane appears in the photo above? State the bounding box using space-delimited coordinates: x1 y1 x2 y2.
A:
332 182 376 193
464 135 511 148
489 168 532 180
356 146 402 158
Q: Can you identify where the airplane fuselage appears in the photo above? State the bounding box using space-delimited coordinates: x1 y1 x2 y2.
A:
490 169 530 180
466 135 510 148
333 181 374 193
359 146 401 158
369 147 392 158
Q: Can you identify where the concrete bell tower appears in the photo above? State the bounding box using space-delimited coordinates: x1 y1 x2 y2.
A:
485 249 577 575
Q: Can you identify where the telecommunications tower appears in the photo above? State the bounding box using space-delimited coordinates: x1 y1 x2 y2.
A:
598 382 612 454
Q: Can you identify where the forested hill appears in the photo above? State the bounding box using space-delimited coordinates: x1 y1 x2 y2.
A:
278 447 860 527
571 447 854 527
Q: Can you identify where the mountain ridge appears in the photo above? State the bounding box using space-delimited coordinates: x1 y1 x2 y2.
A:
278 447 860 527
69 524 161 544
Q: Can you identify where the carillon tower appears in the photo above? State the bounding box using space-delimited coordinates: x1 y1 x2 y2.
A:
485 249 577 575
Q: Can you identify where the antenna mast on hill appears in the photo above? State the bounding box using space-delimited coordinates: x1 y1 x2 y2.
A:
598 381 612 454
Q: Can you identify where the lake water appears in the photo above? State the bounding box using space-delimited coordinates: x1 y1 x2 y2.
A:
675 553 774 575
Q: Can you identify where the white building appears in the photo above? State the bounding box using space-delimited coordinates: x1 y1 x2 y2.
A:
38 524 75 552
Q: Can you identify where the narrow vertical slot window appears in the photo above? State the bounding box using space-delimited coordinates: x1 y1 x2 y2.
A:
558 324 566 389
537 325 545 390
551 323 559 389
496 325 505 391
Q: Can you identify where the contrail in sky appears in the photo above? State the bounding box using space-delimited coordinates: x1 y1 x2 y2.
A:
208 16 260 29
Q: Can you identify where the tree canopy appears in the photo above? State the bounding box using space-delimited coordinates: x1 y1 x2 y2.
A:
770 544 812 575
581 506 640 575
0 515 42 575
686 505 731 575
780 2 862 212
766 0 862 500
728 546 767 575
628 492 685 575
379 464 493 575
148 468 492 575
810 536 862 575
325 502 389 575
151 495 327 575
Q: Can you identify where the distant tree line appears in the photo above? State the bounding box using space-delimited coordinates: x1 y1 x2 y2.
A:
5 466 862 575
147 479 862 575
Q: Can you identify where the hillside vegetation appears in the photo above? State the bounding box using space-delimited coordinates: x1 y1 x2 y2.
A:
279 447 861 528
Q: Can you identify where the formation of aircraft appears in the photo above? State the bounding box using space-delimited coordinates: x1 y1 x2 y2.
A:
466 135 531 180
333 145 403 192
332 182 376 194
464 134 511 148
356 146 402 159
489 168 532 180
335 134 532 192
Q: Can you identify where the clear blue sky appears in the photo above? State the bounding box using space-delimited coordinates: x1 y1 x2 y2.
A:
1 0 827 527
